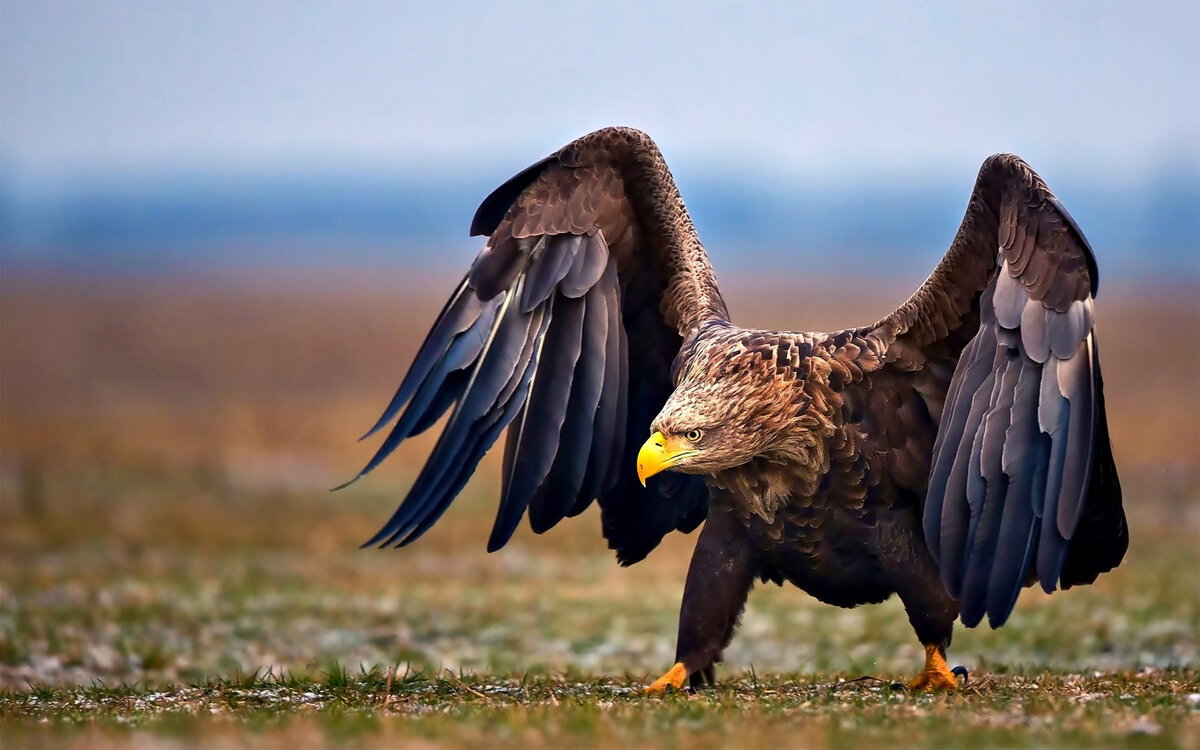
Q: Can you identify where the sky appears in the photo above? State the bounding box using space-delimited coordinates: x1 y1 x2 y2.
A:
3 0 1199 184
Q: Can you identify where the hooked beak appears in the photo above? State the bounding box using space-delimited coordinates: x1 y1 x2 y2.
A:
636 431 698 486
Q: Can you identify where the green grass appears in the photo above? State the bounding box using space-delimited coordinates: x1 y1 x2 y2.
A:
2 667 1197 748
1 467 1197 748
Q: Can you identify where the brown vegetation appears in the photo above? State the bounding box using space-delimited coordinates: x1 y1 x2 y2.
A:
3 270 1196 485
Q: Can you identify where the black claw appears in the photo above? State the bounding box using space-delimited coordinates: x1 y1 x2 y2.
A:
687 667 712 691
951 665 970 684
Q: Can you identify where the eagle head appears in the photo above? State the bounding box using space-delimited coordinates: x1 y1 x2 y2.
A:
637 331 805 484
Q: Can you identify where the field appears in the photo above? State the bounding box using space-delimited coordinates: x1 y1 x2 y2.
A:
1 271 1198 748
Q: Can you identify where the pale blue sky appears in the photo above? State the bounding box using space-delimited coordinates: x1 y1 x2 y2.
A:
2 0 1198 182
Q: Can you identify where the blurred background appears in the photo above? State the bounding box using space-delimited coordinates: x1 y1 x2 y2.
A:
1 1 1198 689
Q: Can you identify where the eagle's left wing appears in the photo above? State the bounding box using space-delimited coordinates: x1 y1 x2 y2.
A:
862 154 1126 628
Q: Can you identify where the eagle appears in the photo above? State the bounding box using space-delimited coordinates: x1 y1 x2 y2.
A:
342 127 1127 692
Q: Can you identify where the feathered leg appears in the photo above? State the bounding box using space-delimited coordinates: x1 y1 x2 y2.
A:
891 524 963 691
646 508 754 692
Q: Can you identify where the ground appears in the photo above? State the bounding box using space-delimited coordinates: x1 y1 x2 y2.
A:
1 273 1197 748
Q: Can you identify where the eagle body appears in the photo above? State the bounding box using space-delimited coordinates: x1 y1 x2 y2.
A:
346 127 1127 690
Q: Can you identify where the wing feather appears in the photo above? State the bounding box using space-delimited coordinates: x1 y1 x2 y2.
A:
490 292 585 548
573 265 623 514
528 275 609 532
408 369 470 437
605 290 631 497
984 358 1043 625
365 285 544 546
1034 355 1072 590
397 331 544 547
520 235 578 313
927 324 999 563
359 278 489 441
924 323 990 556
1056 336 1097 538
559 232 611 298
959 350 1020 626
339 296 502 485
938 336 1003 595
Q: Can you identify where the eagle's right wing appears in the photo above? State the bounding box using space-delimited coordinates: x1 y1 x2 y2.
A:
342 127 728 564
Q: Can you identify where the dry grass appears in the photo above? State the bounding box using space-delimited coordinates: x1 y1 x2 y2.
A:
3 270 1196 480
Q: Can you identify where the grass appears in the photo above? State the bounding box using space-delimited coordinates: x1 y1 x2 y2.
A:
1 273 1198 747
1 467 1197 748
2 667 1197 749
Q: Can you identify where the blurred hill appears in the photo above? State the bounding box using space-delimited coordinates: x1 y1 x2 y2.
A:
2 164 1198 279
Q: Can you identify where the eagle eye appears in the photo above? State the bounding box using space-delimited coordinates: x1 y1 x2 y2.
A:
685 428 704 443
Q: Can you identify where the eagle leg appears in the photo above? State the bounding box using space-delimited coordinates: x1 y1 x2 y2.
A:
646 508 754 693
888 525 962 691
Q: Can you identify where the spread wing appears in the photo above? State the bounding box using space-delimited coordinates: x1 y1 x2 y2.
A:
343 127 727 564
866 154 1126 627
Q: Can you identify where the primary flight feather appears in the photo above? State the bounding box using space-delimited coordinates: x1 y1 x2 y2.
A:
344 127 1126 691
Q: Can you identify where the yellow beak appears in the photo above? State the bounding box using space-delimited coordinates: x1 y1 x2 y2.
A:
636 431 697 486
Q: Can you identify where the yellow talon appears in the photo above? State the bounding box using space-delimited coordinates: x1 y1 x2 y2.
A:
645 662 688 693
907 644 960 692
